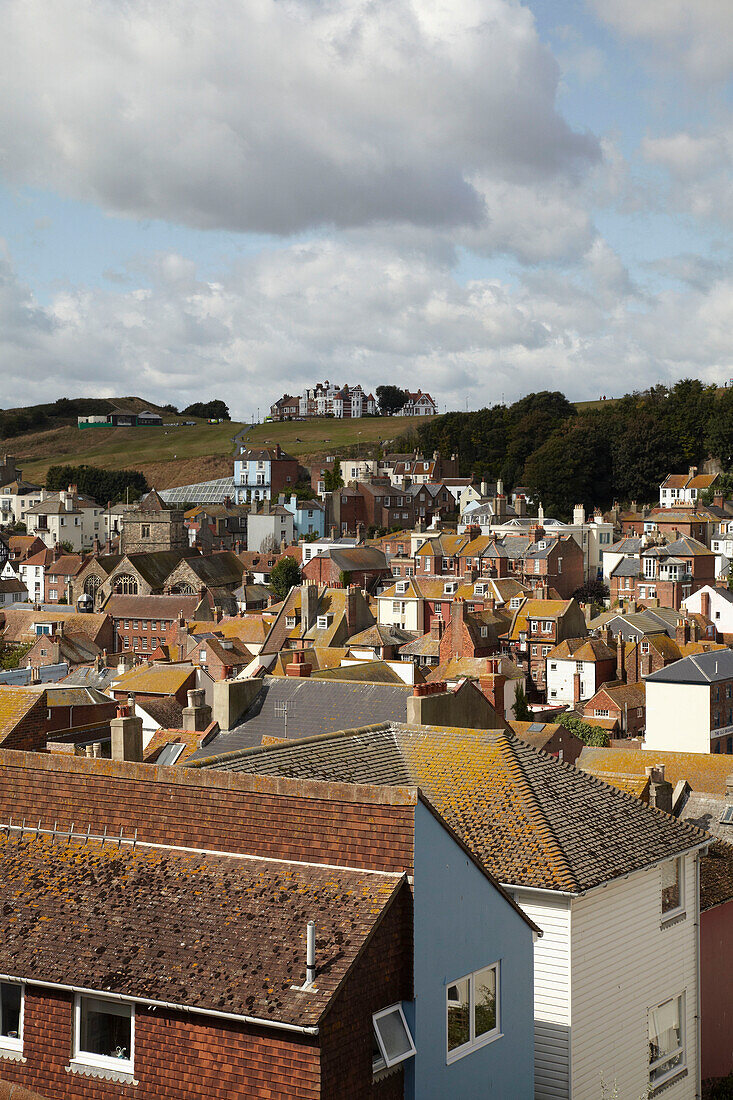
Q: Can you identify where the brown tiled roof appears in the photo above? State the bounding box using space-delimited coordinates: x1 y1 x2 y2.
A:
508 599 571 640
578 745 733 797
0 609 110 645
139 696 185 730
113 664 195 697
311 661 406 684
700 841 733 910
105 595 201 620
0 689 41 741
591 681 646 708
196 724 706 892
548 637 615 662
0 833 403 1026
143 727 209 763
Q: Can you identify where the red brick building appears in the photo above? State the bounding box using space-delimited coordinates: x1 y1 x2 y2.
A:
609 536 715 611
301 547 390 591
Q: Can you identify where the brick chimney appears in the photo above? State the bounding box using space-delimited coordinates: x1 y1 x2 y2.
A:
301 581 319 634
182 688 212 732
701 590 711 619
286 650 312 677
479 657 506 713
573 672 581 706
430 618 444 640
616 637 625 682
676 614 691 646
515 495 526 518
645 765 673 814
110 704 143 762
345 584 360 634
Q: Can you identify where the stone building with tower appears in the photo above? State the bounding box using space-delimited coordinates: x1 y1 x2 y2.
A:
120 490 188 555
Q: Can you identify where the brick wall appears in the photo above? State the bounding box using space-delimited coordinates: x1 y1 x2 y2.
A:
0 752 417 874
320 880 413 1099
0 986 321 1100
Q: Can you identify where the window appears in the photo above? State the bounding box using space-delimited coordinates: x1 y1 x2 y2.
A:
372 1004 416 1074
73 996 134 1079
317 615 329 629
661 857 684 920
649 994 685 1088
141 525 150 539
595 708 610 717
576 661 583 672
641 641 650 655
446 963 500 1063
549 662 557 671
286 616 296 628
0 982 23 1054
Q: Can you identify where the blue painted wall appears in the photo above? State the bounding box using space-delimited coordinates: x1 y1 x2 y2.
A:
406 800 535 1099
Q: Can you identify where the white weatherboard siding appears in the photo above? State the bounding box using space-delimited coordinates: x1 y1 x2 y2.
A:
546 659 595 706
515 890 572 1100
570 854 699 1100
645 681 710 753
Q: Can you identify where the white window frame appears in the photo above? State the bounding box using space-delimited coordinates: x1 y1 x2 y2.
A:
71 994 135 1080
446 962 501 1064
661 856 685 924
648 992 686 1089
0 980 24 1057
372 1003 416 1072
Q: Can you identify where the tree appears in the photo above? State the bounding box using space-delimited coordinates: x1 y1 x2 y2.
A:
270 556 301 601
573 578 610 610
323 461 344 492
182 399 230 420
376 385 409 415
558 711 610 747
512 684 531 721
259 534 279 554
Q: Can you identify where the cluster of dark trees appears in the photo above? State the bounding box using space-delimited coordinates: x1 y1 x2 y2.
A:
397 380 731 519
46 465 149 504
181 400 230 420
376 386 409 415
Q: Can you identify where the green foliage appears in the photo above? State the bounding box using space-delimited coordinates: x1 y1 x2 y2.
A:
339 570 352 587
705 1073 733 1099
323 461 344 492
0 642 33 671
270 556 301 601
512 683 531 722
397 380 733 518
376 385 409 415
182 400 230 420
573 578 610 608
558 711 610 747
59 541 74 553
288 479 318 504
45 465 148 505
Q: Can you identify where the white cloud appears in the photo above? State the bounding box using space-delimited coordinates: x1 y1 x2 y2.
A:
0 0 598 239
643 124 733 223
588 0 733 83
1 238 732 421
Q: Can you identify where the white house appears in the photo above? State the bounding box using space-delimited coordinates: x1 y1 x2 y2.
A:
398 389 438 415
682 585 733 636
545 636 617 706
22 489 105 552
301 534 358 564
659 467 717 509
377 577 424 633
645 648 733 755
246 505 294 553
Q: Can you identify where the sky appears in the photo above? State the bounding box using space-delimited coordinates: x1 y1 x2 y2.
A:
0 0 731 421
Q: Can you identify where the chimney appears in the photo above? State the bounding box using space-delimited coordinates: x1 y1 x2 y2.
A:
329 524 337 540
286 650 312 677
676 614 691 647
726 774 733 799
573 504 586 526
515 495 527 518
479 658 506 713
645 765 673 814
573 672 581 706
355 522 365 545
301 581 319 634
346 584 359 634
701 590 711 619
616 637 626 682
430 617 444 640
480 480 489 497
53 543 63 561
110 704 143 762
182 688 212 732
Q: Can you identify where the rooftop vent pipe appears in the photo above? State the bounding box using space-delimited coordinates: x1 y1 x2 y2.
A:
306 920 316 987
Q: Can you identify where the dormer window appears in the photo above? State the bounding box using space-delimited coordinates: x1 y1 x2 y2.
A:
286 616 296 628
317 614 331 629
396 581 408 594
443 582 457 594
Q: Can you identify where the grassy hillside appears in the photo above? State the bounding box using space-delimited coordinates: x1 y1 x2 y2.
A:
9 413 431 489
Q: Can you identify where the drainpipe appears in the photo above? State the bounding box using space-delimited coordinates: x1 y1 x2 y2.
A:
695 852 702 1100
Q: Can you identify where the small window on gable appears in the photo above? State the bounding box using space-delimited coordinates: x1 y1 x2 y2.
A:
372 1003 416 1075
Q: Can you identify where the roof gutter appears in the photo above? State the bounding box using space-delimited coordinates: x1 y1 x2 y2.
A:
0 974 319 1037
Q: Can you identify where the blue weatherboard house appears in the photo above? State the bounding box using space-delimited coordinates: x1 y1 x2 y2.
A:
280 494 326 539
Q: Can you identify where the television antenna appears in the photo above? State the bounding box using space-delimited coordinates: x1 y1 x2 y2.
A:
274 700 295 738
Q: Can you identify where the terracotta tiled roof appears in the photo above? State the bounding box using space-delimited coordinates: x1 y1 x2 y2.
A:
548 637 615 661
0 610 110 645
578 745 733 797
139 696 185 729
0 688 41 740
507 599 571 640
143 727 208 763
112 664 195 696
0 833 403 1026
194 724 706 892
311 661 406 684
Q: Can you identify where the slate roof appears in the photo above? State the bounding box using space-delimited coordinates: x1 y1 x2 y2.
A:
311 661 407 684
347 623 415 648
610 557 640 578
192 724 706 892
646 648 733 685
123 551 192 589
0 833 402 1026
61 665 117 691
188 677 412 756
326 547 389 573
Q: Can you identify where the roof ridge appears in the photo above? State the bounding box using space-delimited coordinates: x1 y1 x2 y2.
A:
504 733 581 891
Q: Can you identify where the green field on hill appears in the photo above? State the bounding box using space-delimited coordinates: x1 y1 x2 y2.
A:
11 414 429 490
